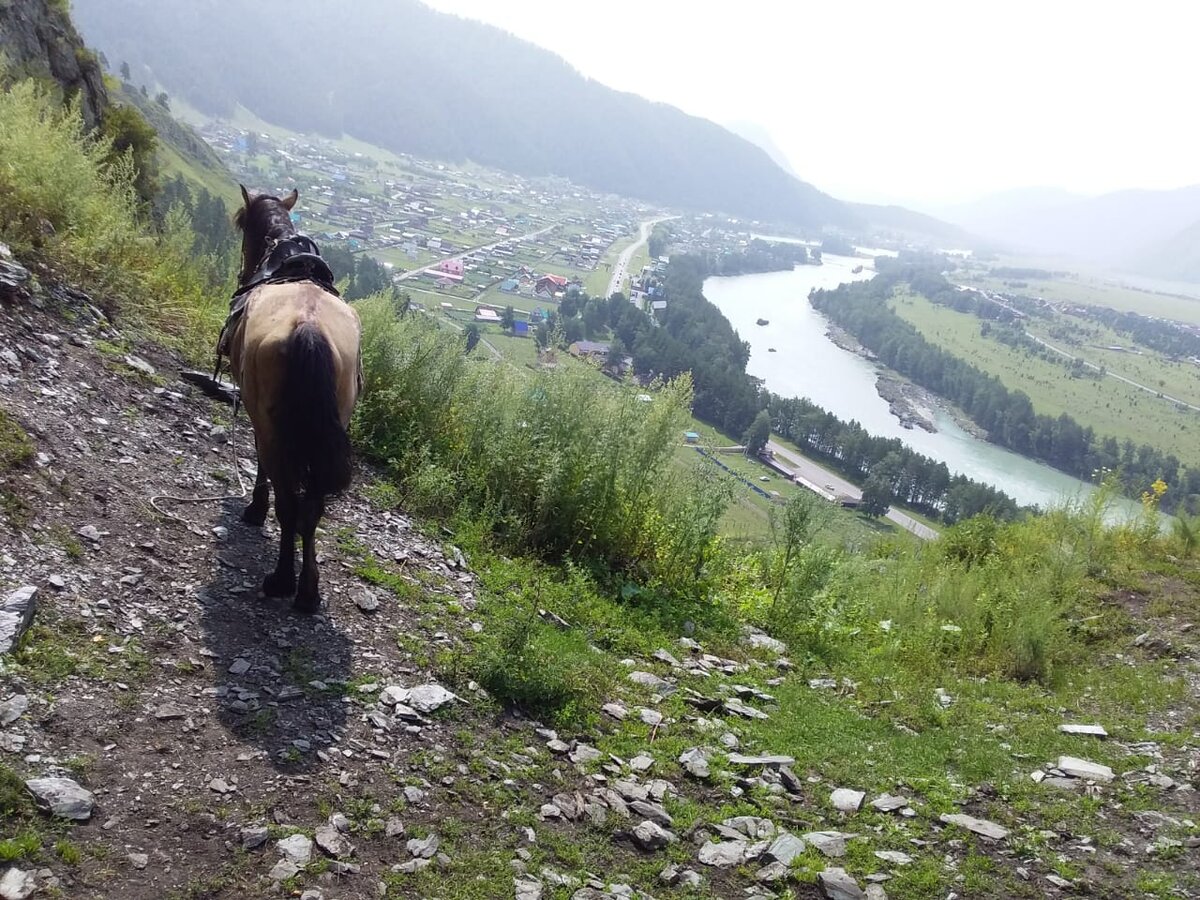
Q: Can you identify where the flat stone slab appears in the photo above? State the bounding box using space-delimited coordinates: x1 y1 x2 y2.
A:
830 788 866 812
804 831 849 858
765 832 806 866
939 813 1008 841
628 671 674 694
818 867 865 900
1059 724 1107 738
870 794 909 813
722 698 769 720
25 776 94 821
698 840 748 867
1057 755 1115 782
727 753 794 767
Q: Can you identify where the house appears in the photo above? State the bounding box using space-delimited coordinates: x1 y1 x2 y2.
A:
499 278 520 293
684 431 701 444
535 274 569 297
513 321 530 336
568 340 610 361
436 258 464 278
474 307 502 324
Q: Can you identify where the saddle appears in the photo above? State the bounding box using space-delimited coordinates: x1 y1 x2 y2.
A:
214 234 340 369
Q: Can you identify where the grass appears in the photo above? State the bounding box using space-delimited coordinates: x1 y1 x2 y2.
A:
891 290 1200 469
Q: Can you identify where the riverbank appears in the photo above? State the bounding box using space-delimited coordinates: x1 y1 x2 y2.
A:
825 322 988 439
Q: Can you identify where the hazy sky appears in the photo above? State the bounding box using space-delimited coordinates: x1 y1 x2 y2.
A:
422 0 1199 208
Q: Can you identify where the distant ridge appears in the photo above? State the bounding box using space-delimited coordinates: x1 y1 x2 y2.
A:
73 0 850 227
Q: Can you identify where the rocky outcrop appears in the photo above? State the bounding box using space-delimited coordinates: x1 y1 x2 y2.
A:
0 0 108 130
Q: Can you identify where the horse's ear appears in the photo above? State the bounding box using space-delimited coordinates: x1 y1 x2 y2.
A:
239 184 252 209
281 188 299 210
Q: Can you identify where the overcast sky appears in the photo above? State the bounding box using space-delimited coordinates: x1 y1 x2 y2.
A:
422 0 1199 209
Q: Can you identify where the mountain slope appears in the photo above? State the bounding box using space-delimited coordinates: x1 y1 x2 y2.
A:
0 0 107 129
725 120 800 178
72 0 849 227
1133 217 1200 284
939 184 1200 272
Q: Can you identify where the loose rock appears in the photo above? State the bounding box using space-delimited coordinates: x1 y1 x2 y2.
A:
276 834 313 864
818 867 866 900
830 788 865 812
631 819 677 851
0 868 36 900
25 776 94 821
0 586 37 655
939 813 1008 841
1056 755 1114 782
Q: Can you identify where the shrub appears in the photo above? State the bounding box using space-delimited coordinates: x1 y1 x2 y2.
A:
354 298 727 595
0 78 221 353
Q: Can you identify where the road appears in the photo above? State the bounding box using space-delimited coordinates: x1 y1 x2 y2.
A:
766 440 940 541
1023 332 1200 413
395 224 558 282
606 216 676 299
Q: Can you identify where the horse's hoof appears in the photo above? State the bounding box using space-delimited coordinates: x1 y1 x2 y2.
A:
262 571 296 597
241 503 268 527
293 591 321 615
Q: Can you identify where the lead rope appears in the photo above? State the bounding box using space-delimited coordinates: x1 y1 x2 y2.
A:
149 392 250 527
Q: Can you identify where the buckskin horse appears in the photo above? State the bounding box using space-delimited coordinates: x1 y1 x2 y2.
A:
220 186 361 613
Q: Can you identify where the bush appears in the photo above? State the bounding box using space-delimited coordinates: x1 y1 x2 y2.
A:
354 298 728 596
0 78 222 352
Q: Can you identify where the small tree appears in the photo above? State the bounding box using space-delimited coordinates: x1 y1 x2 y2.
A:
119 61 131 82
464 324 481 354
743 410 771 457
500 305 516 333
155 91 171 110
768 493 830 613
860 475 892 518
605 338 627 373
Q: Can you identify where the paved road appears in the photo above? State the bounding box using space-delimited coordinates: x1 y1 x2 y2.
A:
395 224 557 282
766 440 939 541
606 216 676 299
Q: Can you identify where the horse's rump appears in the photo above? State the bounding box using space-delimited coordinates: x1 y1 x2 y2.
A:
231 283 360 497
279 321 354 496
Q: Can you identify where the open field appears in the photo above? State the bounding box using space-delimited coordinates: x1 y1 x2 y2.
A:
675 419 914 549
959 260 1200 325
891 290 1200 468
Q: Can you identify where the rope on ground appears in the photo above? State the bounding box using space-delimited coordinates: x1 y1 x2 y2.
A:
149 389 250 527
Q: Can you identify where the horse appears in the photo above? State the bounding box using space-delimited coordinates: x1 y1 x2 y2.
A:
224 185 361 613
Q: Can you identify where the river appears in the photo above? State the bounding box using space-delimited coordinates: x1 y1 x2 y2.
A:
704 255 1145 517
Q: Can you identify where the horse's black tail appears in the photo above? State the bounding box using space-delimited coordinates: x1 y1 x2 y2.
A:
279 322 353 497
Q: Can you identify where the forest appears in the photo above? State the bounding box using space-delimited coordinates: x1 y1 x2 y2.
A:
811 269 1199 511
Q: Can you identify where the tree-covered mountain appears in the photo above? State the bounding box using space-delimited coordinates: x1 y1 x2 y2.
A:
72 0 850 227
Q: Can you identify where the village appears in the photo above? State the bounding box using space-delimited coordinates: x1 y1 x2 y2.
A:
197 121 682 353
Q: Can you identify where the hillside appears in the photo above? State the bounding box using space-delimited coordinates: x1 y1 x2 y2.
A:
71 0 849 228
8 5 1200 898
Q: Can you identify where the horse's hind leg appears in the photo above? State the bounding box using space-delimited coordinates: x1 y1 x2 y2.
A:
262 486 298 598
241 443 270 526
294 492 325 614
